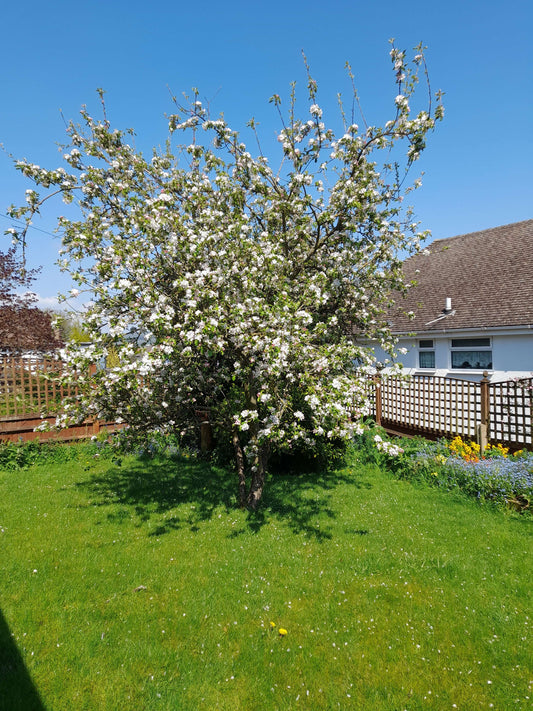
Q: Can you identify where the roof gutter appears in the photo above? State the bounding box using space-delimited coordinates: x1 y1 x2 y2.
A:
391 324 533 338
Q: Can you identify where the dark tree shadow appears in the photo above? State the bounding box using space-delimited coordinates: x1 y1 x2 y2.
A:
76 454 373 540
244 466 371 539
76 456 236 535
0 609 46 711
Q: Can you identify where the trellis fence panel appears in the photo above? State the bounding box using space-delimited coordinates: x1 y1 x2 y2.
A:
379 375 480 439
0 355 122 443
0 355 79 419
489 378 533 447
370 373 533 450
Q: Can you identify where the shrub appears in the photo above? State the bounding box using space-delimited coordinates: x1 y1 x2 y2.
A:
0 433 119 471
269 435 348 475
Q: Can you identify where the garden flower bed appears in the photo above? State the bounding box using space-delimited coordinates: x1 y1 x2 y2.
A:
357 430 533 511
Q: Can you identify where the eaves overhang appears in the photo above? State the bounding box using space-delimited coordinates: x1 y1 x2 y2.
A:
391 324 533 338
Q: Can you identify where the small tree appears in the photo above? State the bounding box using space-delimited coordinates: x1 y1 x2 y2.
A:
7 44 442 508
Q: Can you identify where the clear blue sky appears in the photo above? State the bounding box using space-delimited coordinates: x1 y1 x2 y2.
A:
1 0 531 309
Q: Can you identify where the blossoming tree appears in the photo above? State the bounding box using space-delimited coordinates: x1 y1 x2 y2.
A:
7 44 442 508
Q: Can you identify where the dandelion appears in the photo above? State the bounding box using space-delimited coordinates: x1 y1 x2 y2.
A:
270 621 276 629
279 628 288 636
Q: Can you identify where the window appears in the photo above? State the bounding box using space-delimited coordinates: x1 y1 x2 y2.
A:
450 338 492 369
418 339 435 368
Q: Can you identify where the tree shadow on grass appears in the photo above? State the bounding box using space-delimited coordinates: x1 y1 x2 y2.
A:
0 609 46 711
76 455 234 533
244 466 372 540
76 454 373 540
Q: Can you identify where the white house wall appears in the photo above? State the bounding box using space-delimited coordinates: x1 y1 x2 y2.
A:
369 331 533 382
494 333 533 371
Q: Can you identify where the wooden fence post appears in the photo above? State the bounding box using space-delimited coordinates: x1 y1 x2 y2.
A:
374 373 382 427
200 420 213 452
477 370 490 452
88 363 99 436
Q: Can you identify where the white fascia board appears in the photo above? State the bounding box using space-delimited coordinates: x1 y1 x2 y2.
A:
391 325 533 338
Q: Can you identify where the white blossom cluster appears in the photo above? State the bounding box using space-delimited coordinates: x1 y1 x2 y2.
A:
373 434 404 457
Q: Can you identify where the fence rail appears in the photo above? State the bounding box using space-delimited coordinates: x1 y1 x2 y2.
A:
0 413 125 443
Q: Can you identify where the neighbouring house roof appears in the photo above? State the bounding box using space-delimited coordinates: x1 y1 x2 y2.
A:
388 220 533 334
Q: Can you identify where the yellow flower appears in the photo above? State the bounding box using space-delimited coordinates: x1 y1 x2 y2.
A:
430 471 438 477
447 435 483 461
278 628 287 636
269 621 276 629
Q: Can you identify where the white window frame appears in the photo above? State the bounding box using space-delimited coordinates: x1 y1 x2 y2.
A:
450 337 493 370
418 339 435 369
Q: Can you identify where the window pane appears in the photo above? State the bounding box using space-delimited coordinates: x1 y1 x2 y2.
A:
419 339 434 349
451 338 490 348
451 350 492 369
419 351 435 368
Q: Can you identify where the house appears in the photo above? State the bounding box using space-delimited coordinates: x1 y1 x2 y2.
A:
372 220 533 382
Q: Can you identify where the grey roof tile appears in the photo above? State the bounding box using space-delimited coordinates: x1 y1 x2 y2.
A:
389 220 533 333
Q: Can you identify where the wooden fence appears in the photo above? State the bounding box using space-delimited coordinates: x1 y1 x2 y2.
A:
370 371 533 450
0 355 122 443
0 355 76 419
1 355 532 449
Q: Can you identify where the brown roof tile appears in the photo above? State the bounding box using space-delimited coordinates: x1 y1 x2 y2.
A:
389 220 533 333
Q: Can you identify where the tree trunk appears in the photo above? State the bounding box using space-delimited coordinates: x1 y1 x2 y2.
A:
246 444 270 510
233 430 247 508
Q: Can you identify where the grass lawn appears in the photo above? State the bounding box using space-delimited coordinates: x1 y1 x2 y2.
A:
1 444 532 710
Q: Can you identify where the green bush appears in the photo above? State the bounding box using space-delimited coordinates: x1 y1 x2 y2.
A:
111 427 186 460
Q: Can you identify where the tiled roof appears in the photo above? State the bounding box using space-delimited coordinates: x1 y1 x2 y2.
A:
389 220 533 333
